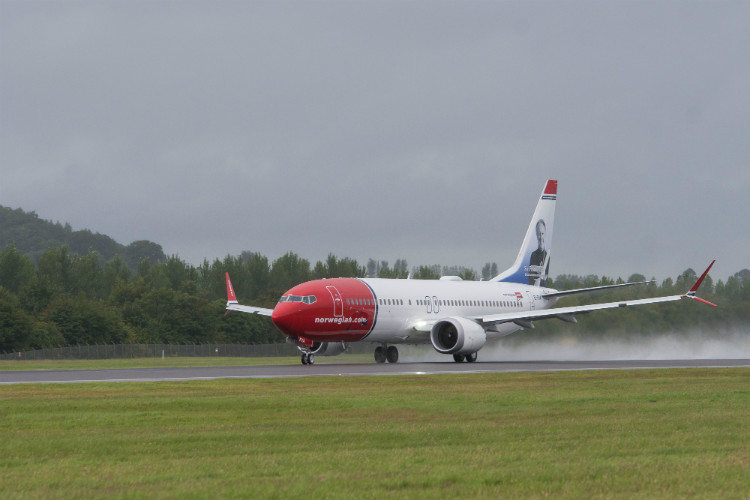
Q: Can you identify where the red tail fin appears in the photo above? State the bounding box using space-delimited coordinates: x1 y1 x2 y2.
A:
225 272 238 303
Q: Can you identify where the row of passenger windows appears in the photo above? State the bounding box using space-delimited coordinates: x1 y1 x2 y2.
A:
345 298 376 306
376 298 523 308
282 295 523 309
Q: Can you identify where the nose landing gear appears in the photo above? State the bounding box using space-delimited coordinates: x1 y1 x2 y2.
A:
300 352 315 365
374 345 399 363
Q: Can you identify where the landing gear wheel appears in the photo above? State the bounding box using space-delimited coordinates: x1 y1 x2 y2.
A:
301 353 309 365
386 346 399 363
453 354 466 363
301 353 314 365
465 352 478 363
374 346 386 364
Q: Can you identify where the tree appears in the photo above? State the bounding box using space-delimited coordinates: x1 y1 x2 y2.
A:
71 250 104 298
312 254 366 279
393 259 409 278
44 294 126 346
0 287 34 352
366 258 379 278
269 252 311 296
481 262 499 281
413 265 441 280
0 243 35 295
125 240 166 270
442 265 477 281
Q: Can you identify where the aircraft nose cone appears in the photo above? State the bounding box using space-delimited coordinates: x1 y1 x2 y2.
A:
271 305 298 336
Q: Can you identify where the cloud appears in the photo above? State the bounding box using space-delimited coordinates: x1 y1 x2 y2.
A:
1 1 748 281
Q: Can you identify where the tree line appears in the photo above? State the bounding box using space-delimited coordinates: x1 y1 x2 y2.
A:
0 243 747 354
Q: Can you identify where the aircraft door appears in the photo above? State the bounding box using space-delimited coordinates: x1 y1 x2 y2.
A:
326 286 344 317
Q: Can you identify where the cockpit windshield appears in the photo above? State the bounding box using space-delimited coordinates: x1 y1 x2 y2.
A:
278 295 317 304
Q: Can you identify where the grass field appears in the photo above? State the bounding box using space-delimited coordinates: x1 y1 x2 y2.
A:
1 368 747 500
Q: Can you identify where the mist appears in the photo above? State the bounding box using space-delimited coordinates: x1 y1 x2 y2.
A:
397 328 749 363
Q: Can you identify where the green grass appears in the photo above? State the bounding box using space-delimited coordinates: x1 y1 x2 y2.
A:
0 368 747 500
0 354 373 371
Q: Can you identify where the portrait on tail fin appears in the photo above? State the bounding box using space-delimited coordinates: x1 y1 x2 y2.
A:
526 218 550 286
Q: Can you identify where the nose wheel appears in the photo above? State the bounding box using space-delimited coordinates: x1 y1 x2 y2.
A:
374 345 399 363
300 352 315 365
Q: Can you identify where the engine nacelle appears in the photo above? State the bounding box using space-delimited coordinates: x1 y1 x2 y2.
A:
311 341 348 356
430 317 487 355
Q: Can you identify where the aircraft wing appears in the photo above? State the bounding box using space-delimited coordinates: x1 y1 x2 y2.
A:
480 294 684 326
482 260 717 328
224 272 274 317
541 279 655 299
225 303 274 316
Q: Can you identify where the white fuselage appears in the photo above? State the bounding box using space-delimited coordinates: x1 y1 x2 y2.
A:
360 278 559 344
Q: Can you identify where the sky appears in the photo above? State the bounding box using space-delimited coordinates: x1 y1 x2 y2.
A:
1 0 748 283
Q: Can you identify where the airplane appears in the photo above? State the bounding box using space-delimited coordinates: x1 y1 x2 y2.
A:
225 179 717 365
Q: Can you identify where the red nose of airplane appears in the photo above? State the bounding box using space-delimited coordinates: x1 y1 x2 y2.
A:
269 278 378 343
271 304 298 337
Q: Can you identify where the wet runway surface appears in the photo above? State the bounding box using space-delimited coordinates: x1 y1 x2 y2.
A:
1 359 747 385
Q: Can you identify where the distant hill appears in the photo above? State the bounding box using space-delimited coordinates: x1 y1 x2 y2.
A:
0 205 165 271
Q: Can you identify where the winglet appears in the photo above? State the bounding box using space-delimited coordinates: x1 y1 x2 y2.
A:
226 272 238 304
682 260 717 307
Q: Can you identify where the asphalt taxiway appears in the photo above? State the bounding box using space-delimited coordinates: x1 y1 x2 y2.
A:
0 359 747 385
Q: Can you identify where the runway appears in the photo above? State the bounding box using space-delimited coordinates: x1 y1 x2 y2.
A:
1 359 747 385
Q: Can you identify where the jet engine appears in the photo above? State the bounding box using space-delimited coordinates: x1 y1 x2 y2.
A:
430 317 487 355
310 341 348 356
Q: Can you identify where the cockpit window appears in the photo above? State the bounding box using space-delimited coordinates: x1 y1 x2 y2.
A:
278 295 317 304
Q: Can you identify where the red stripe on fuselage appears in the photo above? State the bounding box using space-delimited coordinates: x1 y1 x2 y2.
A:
271 278 377 342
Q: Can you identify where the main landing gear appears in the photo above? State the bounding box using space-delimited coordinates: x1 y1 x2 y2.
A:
453 352 478 363
300 352 315 365
374 345 399 364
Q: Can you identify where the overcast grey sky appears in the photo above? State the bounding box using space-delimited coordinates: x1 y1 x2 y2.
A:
1 0 748 282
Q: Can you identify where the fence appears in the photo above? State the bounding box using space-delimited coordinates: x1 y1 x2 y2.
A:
0 342 374 361
0 343 296 361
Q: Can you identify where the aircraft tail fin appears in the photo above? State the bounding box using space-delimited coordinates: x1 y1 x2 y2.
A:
493 179 557 286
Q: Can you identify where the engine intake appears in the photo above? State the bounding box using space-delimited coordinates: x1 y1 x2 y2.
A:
430 317 486 355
